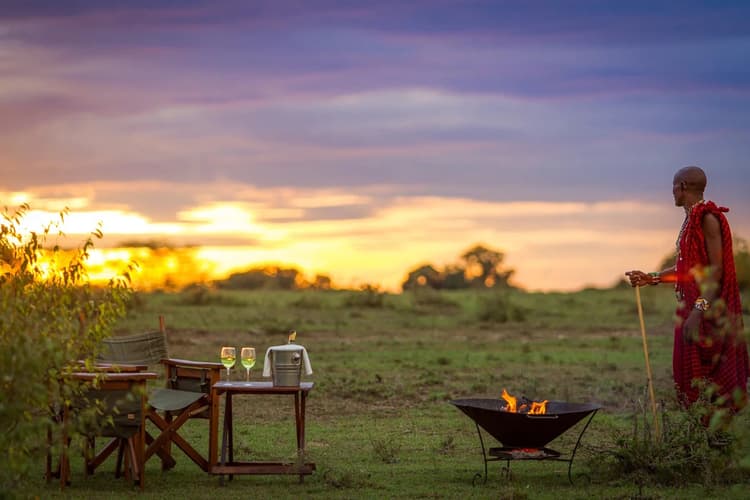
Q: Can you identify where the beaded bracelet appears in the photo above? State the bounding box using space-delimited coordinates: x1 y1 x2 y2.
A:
648 272 661 285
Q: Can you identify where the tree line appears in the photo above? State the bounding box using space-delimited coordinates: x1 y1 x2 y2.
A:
136 240 749 293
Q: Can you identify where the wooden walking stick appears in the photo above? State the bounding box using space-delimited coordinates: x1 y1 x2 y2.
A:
635 285 660 440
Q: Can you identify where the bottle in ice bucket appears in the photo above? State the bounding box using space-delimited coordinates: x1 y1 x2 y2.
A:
288 330 297 344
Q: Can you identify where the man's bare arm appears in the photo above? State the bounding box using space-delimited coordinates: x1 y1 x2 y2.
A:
700 212 723 301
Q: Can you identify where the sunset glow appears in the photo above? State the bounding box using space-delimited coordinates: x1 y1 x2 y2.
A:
5 184 695 292
2 2 748 292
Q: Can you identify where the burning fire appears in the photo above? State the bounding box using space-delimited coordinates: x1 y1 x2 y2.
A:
501 388 548 415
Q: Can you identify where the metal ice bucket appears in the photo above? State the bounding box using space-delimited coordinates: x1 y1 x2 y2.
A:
270 346 303 387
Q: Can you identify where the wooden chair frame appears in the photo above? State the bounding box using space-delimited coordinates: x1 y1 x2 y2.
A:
48 371 156 490
144 358 222 471
95 316 223 473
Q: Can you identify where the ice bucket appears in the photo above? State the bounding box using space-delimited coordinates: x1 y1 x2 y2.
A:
269 345 303 387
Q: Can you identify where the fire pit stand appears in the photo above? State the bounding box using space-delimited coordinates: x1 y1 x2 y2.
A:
451 399 601 486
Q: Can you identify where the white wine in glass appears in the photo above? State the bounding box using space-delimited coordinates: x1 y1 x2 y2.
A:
240 347 256 382
220 346 236 380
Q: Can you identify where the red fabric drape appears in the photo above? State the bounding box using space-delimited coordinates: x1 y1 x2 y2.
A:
673 201 748 410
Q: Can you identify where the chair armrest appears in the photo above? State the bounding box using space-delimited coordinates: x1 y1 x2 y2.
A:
161 358 223 371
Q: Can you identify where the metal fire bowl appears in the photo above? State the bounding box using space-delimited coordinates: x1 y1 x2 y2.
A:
451 398 602 449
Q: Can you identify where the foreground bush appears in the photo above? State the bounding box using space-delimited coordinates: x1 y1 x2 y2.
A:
0 205 132 495
598 393 750 489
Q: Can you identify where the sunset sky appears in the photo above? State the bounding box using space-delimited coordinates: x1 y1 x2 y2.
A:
2 1 749 291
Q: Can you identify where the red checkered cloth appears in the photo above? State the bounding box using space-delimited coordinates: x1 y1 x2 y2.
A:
673 201 749 411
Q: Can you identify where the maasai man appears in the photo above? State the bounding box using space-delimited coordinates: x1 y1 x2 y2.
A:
627 166 748 413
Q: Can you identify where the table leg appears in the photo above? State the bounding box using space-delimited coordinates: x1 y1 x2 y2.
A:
228 393 234 481
294 392 301 450
219 392 232 486
208 388 220 473
294 391 307 483
300 392 306 452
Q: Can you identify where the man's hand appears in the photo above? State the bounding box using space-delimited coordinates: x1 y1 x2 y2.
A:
625 270 652 287
682 309 702 344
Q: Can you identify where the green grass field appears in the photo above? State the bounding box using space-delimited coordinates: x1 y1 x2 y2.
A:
32 287 750 499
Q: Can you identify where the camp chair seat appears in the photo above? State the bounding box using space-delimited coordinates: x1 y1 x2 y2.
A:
149 387 205 412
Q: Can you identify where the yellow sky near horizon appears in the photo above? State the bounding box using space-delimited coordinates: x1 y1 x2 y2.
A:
2 184 706 292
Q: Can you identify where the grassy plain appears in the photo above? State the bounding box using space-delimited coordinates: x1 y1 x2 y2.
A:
32 286 750 499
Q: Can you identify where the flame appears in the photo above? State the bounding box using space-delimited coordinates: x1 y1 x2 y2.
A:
501 388 548 414
501 388 517 412
528 400 548 414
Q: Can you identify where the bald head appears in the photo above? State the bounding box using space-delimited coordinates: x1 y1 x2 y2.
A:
674 165 707 195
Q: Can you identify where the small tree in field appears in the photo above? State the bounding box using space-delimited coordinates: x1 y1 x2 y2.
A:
0 204 133 494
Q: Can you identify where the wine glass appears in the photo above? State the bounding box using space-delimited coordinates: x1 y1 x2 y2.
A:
220 346 236 380
240 347 256 382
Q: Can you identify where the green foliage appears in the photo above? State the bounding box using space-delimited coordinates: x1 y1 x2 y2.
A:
436 435 456 455
409 287 460 312
322 467 373 489
0 204 133 495
290 291 327 309
17 286 750 498
603 393 749 488
476 291 527 323
342 285 387 308
734 237 750 293
177 284 246 307
370 436 401 464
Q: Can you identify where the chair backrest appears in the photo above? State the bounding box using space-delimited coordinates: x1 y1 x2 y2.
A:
97 317 168 366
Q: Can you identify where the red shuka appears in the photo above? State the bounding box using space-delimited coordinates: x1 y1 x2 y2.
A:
673 200 749 410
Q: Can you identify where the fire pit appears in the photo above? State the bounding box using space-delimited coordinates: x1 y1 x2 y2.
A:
451 391 601 485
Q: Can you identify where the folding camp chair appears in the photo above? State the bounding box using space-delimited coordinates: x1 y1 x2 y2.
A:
50 371 156 490
96 316 223 472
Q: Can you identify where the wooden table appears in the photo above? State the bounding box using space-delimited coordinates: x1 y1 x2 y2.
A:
209 381 316 483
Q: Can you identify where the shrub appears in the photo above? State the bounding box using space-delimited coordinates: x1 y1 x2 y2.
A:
343 285 387 308
178 284 245 307
322 468 373 489
410 288 460 312
370 436 401 464
476 292 527 323
601 392 750 488
291 292 325 309
0 205 132 494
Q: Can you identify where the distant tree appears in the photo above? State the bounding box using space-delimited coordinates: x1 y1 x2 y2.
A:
401 243 515 291
309 274 333 290
274 267 300 290
460 244 515 288
216 265 303 290
217 268 270 289
441 264 469 290
402 264 442 290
